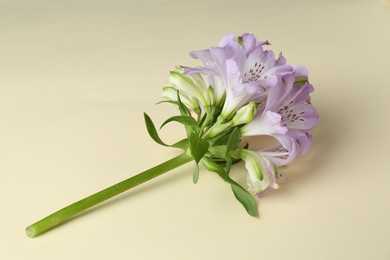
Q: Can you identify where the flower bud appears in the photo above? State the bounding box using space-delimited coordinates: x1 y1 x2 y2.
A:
232 102 256 126
162 86 200 113
208 123 231 138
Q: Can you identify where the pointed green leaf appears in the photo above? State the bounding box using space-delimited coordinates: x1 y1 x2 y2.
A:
193 163 199 184
175 91 195 137
176 91 190 116
189 132 209 163
198 112 208 126
202 158 258 217
202 157 228 179
160 115 198 129
225 127 240 158
171 138 189 150
143 113 168 147
156 100 178 105
224 157 232 178
230 181 258 217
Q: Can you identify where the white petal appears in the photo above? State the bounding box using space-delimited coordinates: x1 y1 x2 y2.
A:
241 111 287 137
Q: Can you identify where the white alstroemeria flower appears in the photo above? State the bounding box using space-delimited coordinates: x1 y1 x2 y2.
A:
239 149 279 196
162 86 200 113
168 70 211 112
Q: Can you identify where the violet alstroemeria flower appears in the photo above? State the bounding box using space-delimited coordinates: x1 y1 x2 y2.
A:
241 72 319 165
180 33 319 195
184 33 292 119
164 33 318 196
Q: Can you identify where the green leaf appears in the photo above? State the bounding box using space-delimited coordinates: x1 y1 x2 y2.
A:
230 181 258 217
176 91 190 116
198 112 208 126
143 113 168 147
224 157 232 178
160 115 198 129
202 157 228 179
189 132 209 163
156 100 178 105
202 158 258 217
208 145 227 158
225 127 240 158
175 91 195 138
193 163 199 184
171 138 189 150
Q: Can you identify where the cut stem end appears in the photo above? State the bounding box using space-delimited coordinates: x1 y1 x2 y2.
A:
25 226 36 238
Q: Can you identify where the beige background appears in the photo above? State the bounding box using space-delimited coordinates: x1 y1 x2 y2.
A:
1 0 390 259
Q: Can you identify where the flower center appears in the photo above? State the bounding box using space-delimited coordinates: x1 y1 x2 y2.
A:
243 62 265 83
277 101 306 126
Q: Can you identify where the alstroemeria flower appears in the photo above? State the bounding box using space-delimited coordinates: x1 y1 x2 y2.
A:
238 149 279 196
184 33 292 119
241 72 319 164
261 132 313 167
238 132 313 195
163 68 212 115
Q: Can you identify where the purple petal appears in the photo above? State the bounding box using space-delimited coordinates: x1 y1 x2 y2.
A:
190 49 212 66
293 64 309 79
261 64 293 80
275 52 286 66
218 34 237 48
241 111 288 137
282 104 319 131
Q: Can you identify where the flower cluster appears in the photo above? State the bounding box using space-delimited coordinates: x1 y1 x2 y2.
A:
162 33 319 198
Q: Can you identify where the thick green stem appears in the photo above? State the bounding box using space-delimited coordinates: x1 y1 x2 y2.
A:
26 153 192 238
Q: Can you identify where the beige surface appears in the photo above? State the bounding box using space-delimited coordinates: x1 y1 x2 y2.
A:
1 0 390 259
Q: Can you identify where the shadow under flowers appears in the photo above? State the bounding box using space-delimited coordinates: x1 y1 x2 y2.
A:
270 102 344 197
230 102 344 198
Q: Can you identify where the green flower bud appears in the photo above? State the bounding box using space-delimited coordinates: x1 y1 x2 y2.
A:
232 102 256 126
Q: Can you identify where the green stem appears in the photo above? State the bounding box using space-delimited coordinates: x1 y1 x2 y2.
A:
26 152 193 238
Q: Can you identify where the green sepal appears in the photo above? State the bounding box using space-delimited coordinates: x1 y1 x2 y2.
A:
236 36 244 45
294 76 308 86
144 112 169 147
160 115 198 130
